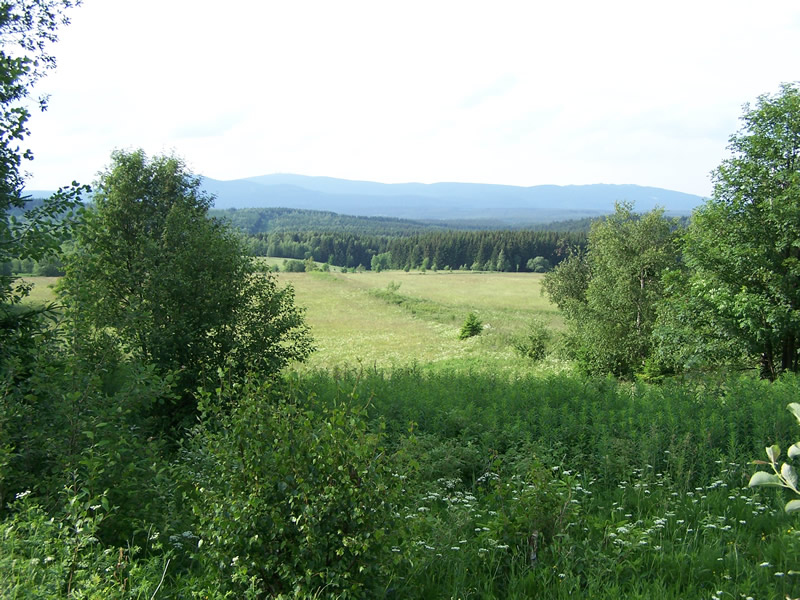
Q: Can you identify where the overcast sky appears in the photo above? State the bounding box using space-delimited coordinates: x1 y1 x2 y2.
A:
22 0 800 197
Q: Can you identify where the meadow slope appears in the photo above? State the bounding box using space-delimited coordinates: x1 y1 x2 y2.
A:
275 269 563 373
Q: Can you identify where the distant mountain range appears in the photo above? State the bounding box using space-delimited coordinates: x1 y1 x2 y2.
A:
25 174 706 224
201 175 705 223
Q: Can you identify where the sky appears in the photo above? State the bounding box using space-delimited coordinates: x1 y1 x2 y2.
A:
21 0 800 197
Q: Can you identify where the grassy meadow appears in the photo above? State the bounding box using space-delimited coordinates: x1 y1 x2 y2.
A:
275 267 563 373
11 266 800 598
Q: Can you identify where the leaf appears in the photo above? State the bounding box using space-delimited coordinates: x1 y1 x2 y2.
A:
788 443 800 459
785 500 800 513
789 403 800 425
766 444 781 463
783 463 799 490
748 471 783 487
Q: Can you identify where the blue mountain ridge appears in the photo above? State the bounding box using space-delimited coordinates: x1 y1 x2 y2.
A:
202 174 705 223
24 175 706 224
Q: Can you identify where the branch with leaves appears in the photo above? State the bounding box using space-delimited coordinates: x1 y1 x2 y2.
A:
749 402 800 513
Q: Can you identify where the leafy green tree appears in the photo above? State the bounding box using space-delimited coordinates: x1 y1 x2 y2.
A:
371 250 391 272
541 248 590 321
61 150 313 418
526 256 552 273
543 203 677 376
512 317 551 362
660 83 800 378
0 0 86 365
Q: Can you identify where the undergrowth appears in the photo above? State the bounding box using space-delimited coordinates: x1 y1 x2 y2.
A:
3 366 800 598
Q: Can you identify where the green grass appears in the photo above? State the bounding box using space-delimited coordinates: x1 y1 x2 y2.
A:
16 276 60 307
276 268 565 373
295 369 800 599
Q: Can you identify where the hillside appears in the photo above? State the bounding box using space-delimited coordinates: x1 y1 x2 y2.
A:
25 175 705 224
201 174 704 223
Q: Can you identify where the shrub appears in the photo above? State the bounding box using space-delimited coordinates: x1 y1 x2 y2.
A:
512 318 551 362
185 375 401 598
459 312 483 340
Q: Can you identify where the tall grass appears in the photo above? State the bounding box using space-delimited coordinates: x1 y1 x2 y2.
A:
290 369 800 598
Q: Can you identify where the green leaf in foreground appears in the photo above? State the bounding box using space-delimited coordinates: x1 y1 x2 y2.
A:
748 471 783 487
785 499 800 513
766 444 780 463
789 443 800 459
789 402 800 425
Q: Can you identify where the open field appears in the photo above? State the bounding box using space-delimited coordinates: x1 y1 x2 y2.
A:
17 276 60 307
276 268 564 373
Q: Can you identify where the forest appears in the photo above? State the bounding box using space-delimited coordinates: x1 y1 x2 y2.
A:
3 2 800 599
247 228 585 273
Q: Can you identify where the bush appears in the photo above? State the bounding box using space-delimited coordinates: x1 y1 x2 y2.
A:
459 312 483 340
185 375 401 598
512 318 551 362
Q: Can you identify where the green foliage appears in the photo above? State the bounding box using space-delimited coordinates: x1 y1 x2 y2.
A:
185 375 400 598
512 317 551 362
459 312 483 340
750 402 800 513
526 256 552 273
0 339 177 539
303 256 318 272
543 203 678 376
0 0 87 360
297 369 800 599
61 150 313 420
249 227 585 273
370 250 391 272
0 488 168 599
660 83 800 379
541 248 590 320
282 258 305 272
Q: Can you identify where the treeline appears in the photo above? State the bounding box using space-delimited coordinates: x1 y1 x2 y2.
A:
210 205 598 236
249 229 587 271
209 206 450 235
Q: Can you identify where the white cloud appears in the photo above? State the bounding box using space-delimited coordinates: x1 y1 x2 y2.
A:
21 0 800 197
